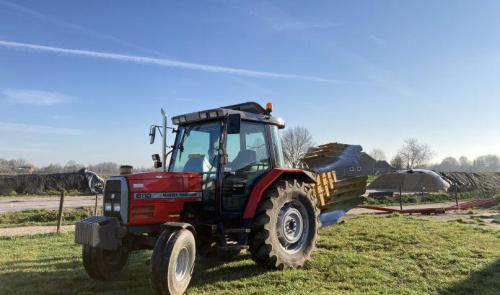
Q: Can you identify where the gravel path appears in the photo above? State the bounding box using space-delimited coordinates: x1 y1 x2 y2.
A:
0 195 100 213
347 202 459 215
0 225 75 236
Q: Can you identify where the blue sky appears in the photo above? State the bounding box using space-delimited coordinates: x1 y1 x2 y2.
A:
0 0 499 167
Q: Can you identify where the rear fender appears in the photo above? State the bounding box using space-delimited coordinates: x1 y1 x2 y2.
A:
242 168 316 219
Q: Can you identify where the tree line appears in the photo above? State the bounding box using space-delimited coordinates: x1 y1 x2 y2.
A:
0 159 154 175
2 129 498 174
372 138 500 172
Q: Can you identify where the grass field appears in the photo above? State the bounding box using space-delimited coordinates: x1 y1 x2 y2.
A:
0 207 95 228
0 215 499 295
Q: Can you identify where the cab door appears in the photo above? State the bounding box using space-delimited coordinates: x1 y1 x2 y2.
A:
221 121 271 213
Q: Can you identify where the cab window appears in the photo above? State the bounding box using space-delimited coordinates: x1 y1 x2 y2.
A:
225 122 270 172
169 122 221 173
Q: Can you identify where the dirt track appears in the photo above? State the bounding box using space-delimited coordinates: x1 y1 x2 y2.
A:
0 225 75 236
0 195 100 213
347 202 459 215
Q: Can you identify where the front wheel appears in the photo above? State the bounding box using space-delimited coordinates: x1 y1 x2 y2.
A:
82 245 129 281
151 228 196 295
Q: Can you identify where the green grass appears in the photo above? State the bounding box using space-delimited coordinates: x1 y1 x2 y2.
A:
0 215 499 294
0 207 96 228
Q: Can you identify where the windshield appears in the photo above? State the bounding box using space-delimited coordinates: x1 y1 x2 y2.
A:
169 122 221 173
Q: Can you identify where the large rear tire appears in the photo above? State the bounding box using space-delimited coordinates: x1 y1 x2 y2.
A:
249 179 319 269
82 245 129 281
151 229 196 295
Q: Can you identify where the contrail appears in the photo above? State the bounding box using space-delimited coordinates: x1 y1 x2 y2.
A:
0 40 339 83
0 0 165 56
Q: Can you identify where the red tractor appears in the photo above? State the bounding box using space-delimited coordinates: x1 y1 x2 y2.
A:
75 102 321 295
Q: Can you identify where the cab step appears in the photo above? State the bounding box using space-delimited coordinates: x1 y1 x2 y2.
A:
218 245 249 251
223 228 251 234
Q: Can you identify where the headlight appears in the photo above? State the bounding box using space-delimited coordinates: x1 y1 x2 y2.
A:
113 203 121 212
104 202 112 211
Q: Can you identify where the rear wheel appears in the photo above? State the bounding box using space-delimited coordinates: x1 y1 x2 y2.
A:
151 229 196 295
82 245 128 281
249 179 319 269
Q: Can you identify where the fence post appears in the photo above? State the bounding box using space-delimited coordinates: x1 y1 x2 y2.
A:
399 186 403 211
56 190 65 233
94 194 99 216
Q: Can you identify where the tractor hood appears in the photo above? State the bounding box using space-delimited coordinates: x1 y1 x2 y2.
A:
122 172 203 225
126 172 203 200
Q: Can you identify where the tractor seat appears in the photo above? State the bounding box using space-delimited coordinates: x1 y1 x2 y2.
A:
183 154 212 173
228 149 257 172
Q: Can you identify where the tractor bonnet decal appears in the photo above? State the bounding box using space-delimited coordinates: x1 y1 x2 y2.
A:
133 192 202 200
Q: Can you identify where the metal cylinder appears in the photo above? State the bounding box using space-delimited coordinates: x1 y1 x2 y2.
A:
119 165 133 175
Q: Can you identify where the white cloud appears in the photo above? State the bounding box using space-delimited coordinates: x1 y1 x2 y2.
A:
1 89 74 105
0 40 341 83
0 122 82 135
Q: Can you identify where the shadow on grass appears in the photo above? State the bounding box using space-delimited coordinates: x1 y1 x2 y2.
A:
0 251 267 294
0 255 152 294
439 258 500 295
190 253 269 288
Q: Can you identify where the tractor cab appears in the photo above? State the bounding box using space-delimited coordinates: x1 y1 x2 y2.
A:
166 102 286 218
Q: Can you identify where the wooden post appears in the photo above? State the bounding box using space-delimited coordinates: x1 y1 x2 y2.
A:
399 186 403 211
94 194 99 216
56 190 65 233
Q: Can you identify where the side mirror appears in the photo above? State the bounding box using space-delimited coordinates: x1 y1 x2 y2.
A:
227 114 241 134
152 154 162 168
149 126 156 144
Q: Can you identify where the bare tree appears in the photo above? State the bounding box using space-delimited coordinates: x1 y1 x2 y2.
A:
0 158 35 174
396 138 434 169
63 160 85 172
87 162 119 174
390 155 404 170
459 156 471 171
369 148 387 161
281 126 314 168
473 154 500 172
433 156 460 172
37 163 64 174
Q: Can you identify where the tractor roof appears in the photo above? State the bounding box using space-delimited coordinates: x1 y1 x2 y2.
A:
222 102 267 114
172 101 285 128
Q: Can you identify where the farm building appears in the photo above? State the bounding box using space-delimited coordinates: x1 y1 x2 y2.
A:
337 153 394 178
